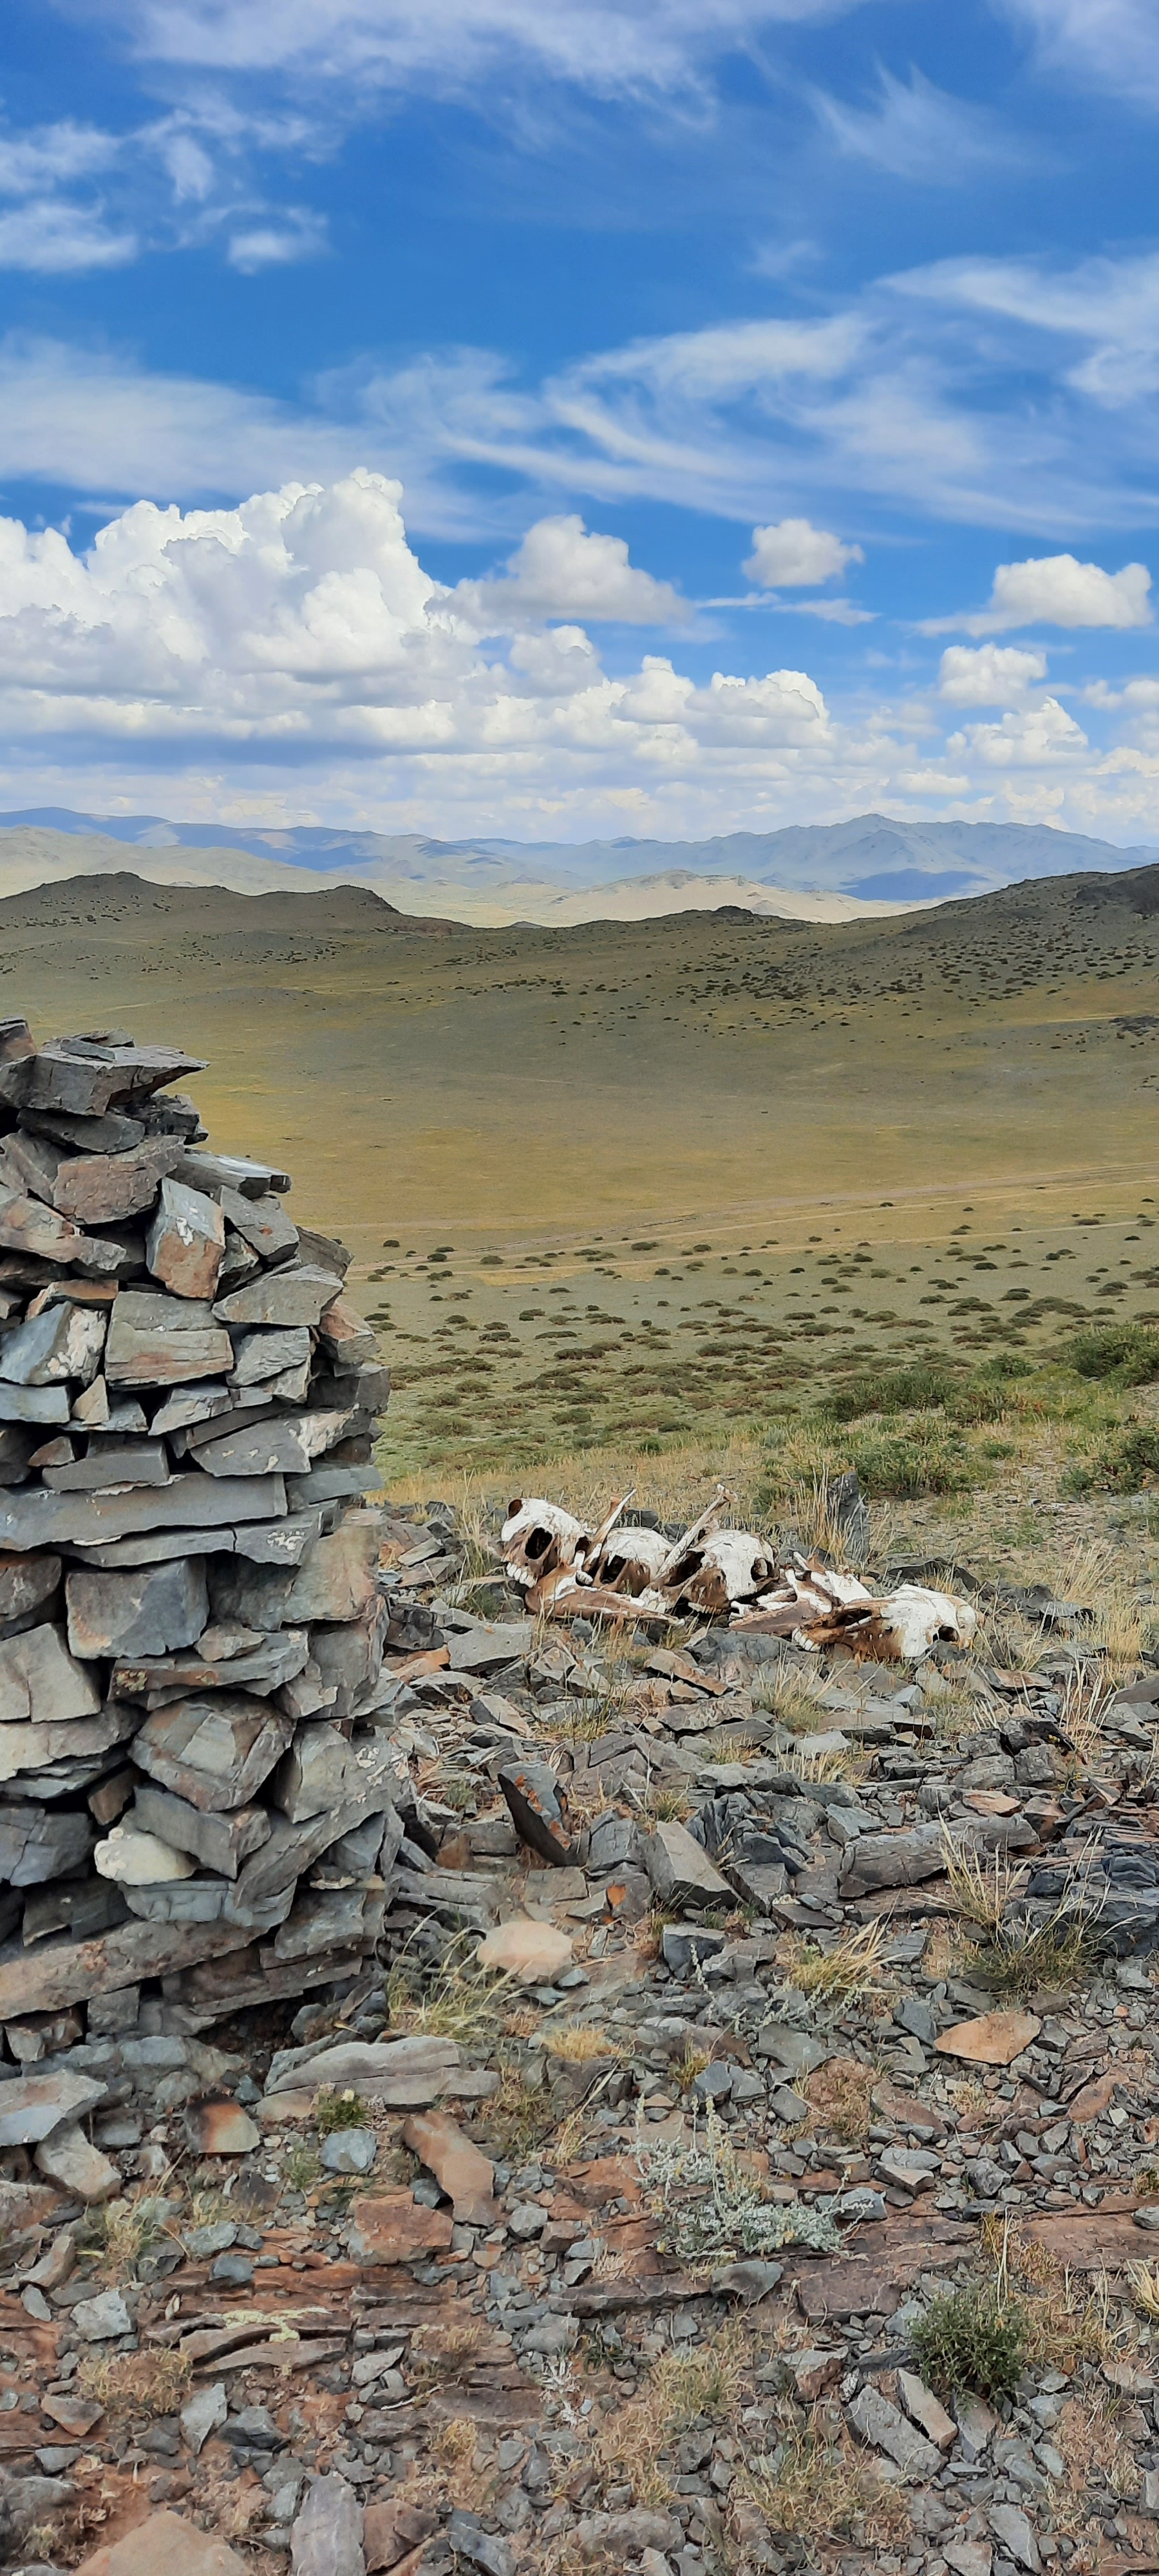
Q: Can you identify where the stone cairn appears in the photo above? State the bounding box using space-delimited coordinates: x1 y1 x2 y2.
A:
0 1016 399 2063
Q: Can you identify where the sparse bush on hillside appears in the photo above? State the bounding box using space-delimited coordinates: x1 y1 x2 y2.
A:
1066 1424 1159 1494
845 1417 979 1498
1065 1324 1159 1384
819 1363 957 1421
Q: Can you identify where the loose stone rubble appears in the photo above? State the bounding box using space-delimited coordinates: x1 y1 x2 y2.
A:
3 1063 1159 2573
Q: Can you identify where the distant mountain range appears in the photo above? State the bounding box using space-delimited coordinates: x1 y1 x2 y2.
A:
0 806 1150 927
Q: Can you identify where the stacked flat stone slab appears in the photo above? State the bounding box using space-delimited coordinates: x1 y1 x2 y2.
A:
0 1017 400 2033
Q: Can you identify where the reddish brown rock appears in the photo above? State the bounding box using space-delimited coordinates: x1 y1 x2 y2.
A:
364 2501 438 2572
184 2095 260 2155
475 1918 572 1984
401 2110 498 2225
871 2081 948 2138
1069 2070 1118 2123
76 2508 249 2575
935 2009 1041 2067
346 2192 455 2264
146 1176 226 1302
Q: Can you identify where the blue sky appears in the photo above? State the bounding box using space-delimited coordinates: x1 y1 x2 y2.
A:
1 0 1159 852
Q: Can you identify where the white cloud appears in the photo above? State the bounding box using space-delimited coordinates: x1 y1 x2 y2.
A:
2 463 1154 854
948 553 1153 634
91 0 870 100
0 102 330 278
939 643 1049 703
998 0 1159 110
744 517 862 585
0 471 828 780
227 208 329 270
947 697 1089 767
454 513 687 625
0 202 137 273
0 122 121 196
14 223 1159 544
791 596 874 623
811 68 1025 184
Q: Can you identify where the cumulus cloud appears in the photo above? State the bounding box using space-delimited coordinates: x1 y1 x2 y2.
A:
938 643 1049 703
947 697 1089 767
0 471 827 780
934 554 1153 636
744 518 862 586
455 514 687 627
1 467 1156 851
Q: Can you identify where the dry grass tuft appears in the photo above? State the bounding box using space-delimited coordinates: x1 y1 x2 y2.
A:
980 2220 1118 2371
634 1779 695 1819
410 2320 484 2391
1057 1663 1116 1772
802 2054 876 2145
541 2023 627 2064
1129 2261 1159 2324
592 2324 749 2509
968 1911 1095 2002
480 2060 555 2160
386 1933 511 2049
742 2404 909 2550
940 1833 1028 1935
780 1920 888 2004
82 2190 173 2280
751 1663 834 1734
426 2414 493 2513
78 2347 192 2420
1051 2391 1140 2537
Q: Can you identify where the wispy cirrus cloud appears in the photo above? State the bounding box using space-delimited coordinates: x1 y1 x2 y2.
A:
997 0 1159 110
810 66 1033 184
81 0 874 99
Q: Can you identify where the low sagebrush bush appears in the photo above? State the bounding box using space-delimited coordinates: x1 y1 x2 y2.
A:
912 2282 1028 2401
847 1416 977 1498
1068 1423 1159 1493
1065 1324 1159 1384
819 1363 959 1423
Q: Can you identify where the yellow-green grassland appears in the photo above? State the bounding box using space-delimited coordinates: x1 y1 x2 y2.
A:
8 860 1159 1576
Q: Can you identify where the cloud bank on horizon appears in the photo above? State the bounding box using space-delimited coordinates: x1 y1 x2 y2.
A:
1 0 1158 862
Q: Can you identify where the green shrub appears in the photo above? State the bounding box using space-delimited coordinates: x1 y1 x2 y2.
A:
847 1417 977 1498
820 1364 957 1423
912 2284 1028 2401
1065 1324 1159 1383
1069 1425 1159 1493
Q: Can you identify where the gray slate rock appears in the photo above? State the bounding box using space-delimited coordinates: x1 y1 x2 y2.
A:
0 2070 106 2146
988 2505 1042 2571
290 2470 365 2576
71 2287 131 2340
847 2385 943 2478
641 1818 731 1909
65 1558 209 1657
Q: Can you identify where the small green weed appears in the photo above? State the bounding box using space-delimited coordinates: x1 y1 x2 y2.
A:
316 2087 371 2134
912 2282 1028 2401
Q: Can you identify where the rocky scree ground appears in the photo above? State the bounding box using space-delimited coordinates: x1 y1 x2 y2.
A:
7 1495 1159 2576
